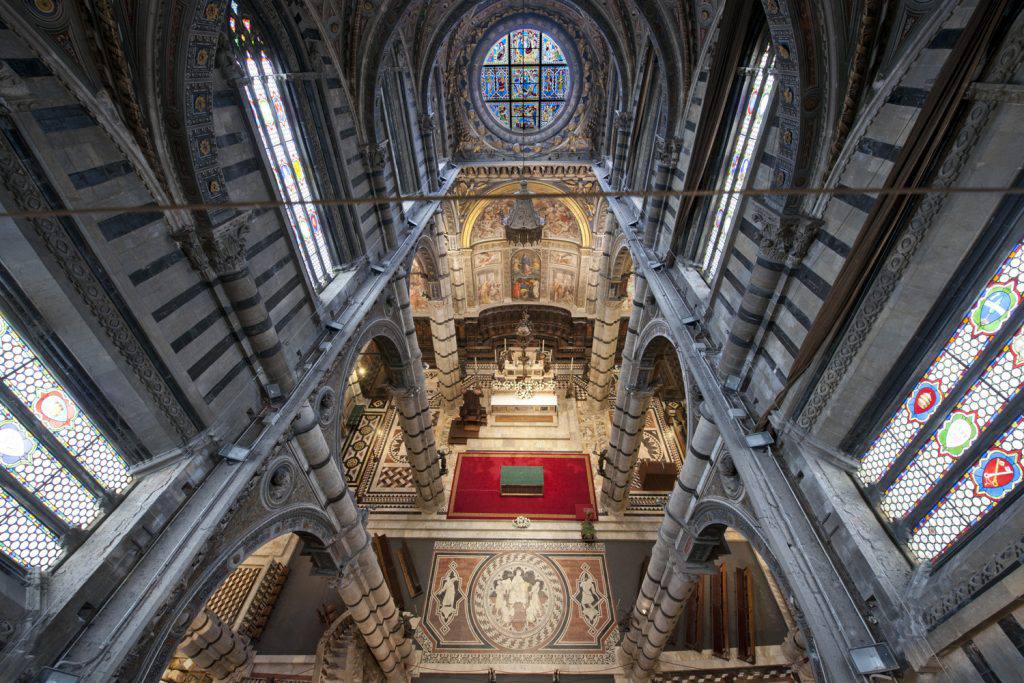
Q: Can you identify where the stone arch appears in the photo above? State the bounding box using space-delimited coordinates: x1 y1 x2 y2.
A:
334 315 417 397
608 241 635 300
688 497 823 681
461 180 592 248
132 504 338 683
408 236 443 311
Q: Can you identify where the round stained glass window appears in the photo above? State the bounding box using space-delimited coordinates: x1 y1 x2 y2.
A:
479 28 570 132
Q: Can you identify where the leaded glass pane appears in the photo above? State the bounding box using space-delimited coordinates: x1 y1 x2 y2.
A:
542 33 566 64
700 45 776 279
511 67 539 99
485 35 508 65
0 315 131 494
880 325 1024 519
511 29 540 64
0 403 100 528
859 240 1024 484
481 68 509 100
908 415 1024 561
229 2 335 288
479 29 570 132
0 489 62 569
541 66 569 100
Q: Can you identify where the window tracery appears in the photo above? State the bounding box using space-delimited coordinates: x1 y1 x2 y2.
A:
0 313 131 569
859 240 1024 561
228 0 335 288
480 29 570 131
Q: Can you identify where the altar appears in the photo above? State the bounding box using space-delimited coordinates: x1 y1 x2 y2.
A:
489 342 559 425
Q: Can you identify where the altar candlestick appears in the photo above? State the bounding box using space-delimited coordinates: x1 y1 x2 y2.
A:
569 357 574 374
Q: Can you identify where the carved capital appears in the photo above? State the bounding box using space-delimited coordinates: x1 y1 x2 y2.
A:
418 113 436 134
657 137 684 169
361 142 389 173
170 224 212 277
205 212 252 276
757 222 791 262
784 215 823 268
615 109 634 132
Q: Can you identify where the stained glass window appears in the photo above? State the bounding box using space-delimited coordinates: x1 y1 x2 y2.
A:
0 312 131 569
228 0 335 288
479 29 569 132
700 44 776 280
857 238 1024 561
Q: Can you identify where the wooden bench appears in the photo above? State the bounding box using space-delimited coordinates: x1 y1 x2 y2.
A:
346 404 365 429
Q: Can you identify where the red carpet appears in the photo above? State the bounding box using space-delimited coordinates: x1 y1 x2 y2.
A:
448 451 596 520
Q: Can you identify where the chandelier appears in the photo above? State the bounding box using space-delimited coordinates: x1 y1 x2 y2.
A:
503 180 545 245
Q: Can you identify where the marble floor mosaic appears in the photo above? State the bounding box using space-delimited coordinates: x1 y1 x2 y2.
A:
417 540 618 669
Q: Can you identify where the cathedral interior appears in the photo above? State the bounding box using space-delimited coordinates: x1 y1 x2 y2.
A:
1 0 1023 681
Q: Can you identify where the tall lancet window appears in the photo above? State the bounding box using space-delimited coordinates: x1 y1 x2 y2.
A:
858 240 1024 562
0 313 131 570
228 1 335 288
699 43 776 280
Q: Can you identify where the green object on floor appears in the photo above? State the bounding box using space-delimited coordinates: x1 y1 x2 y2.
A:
346 404 365 429
500 465 544 496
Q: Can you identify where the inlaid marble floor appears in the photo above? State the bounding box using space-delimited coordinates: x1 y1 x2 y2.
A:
417 539 618 670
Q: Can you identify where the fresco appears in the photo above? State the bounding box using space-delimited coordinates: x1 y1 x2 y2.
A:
511 250 541 301
470 196 581 244
475 250 501 268
550 268 576 307
476 269 504 306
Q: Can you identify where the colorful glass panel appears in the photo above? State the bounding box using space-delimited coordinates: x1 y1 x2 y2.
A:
229 2 335 288
908 415 1024 560
479 29 570 132
511 67 539 99
542 33 566 64
485 35 508 65
481 68 509 101
0 489 62 569
512 103 538 130
1 315 130 494
700 46 776 279
880 325 1024 519
511 29 540 64
859 240 1024 484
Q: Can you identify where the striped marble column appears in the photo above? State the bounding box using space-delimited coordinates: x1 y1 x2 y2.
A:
598 276 651 511
418 113 440 191
178 609 253 681
202 217 411 680
362 142 398 251
206 215 294 393
600 381 655 512
622 558 711 679
587 237 618 403
642 138 682 248
586 301 622 404
718 214 818 380
621 407 721 679
428 298 461 404
292 406 413 681
393 276 446 510
610 110 634 189
390 384 445 511
431 217 461 403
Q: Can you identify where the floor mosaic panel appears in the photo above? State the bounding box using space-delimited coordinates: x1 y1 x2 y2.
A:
418 540 618 667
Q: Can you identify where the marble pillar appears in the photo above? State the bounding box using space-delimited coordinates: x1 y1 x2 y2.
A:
393 276 446 510
390 384 445 512
611 110 634 189
428 298 461 404
642 138 682 248
202 220 412 680
362 142 398 251
418 113 440 191
600 382 655 512
178 609 253 682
